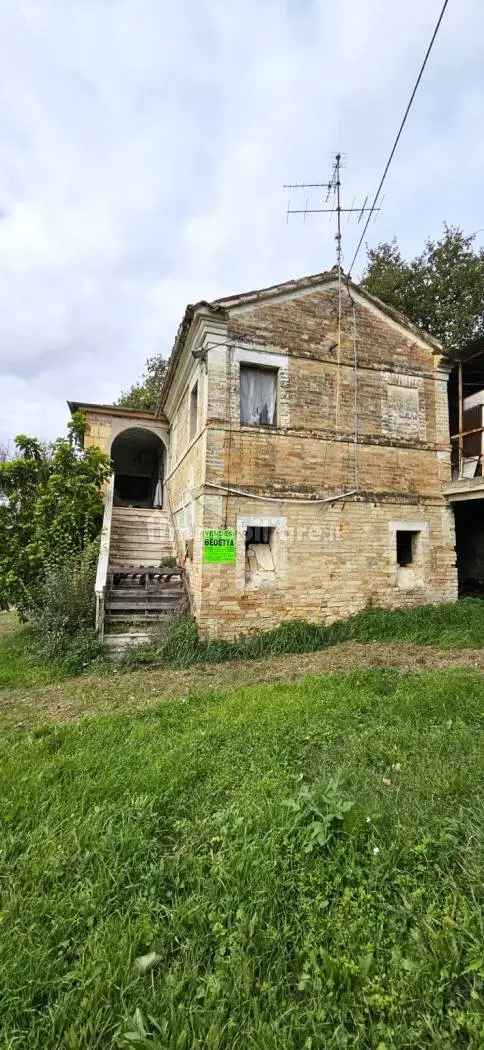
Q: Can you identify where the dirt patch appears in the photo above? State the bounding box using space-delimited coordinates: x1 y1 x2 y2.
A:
2 641 484 730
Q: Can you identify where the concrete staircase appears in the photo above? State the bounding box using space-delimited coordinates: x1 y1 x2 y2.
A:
109 507 174 568
103 507 187 656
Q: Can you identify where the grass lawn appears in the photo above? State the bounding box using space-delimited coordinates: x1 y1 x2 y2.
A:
1 669 483 1048
0 612 66 689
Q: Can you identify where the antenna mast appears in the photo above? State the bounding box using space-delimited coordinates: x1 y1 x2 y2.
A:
284 153 379 272
335 152 342 271
284 153 378 447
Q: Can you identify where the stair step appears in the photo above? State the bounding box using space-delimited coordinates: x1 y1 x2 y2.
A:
112 512 170 522
105 613 180 617
106 600 182 609
107 587 183 596
110 554 172 561
110 547 173 555
104 631 153 655
109 561 171 570
111 526 170 535
110 534 173 541
111 519 172 529
108 568 180 578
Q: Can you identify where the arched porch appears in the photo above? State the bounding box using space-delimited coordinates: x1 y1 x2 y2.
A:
111 427 166 509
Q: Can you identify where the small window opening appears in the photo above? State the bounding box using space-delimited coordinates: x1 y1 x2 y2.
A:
245 526 273 547
189 382 198 441
245 525 276 586
396 530 418 567
240 365 277 426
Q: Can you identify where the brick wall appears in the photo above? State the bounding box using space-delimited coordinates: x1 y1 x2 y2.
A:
83 412 112 454
197 496 457 639
189 284 458 638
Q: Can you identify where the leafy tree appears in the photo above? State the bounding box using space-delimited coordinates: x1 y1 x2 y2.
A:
116 353 167 413
0 412 111 618
362 225 484 352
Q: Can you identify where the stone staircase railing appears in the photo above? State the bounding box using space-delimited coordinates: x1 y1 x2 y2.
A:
95 473 115 642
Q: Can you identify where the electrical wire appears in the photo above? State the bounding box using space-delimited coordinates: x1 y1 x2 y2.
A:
206 482 357 505
224 346 234 528
344 276 359 491
348 0 450 277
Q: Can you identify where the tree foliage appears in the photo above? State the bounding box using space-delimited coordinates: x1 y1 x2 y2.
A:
0 413 111 618
362 224 484 352
116 353 167 413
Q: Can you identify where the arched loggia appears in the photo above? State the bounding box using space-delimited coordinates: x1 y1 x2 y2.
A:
111 427 166 509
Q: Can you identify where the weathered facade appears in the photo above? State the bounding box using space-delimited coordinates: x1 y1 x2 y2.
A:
72 271 459 643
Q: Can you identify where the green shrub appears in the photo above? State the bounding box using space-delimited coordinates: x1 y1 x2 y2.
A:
30 541 99 638
29 542 105 673
33 625 104 673
0 414 110 618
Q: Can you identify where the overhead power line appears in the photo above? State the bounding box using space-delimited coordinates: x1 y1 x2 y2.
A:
348 0 450 278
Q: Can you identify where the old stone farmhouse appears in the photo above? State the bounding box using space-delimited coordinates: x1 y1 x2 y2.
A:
69 269 482 650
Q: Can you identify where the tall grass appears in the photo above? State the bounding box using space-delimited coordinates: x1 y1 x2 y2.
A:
122 598 484 670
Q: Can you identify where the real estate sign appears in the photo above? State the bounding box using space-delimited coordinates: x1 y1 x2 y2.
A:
203 528 236 564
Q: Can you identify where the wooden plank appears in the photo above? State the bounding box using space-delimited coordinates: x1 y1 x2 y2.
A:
105 613 180 623
110 565 180 574
450 425 484 440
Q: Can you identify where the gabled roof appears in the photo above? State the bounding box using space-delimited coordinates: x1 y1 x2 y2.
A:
158 269 443 412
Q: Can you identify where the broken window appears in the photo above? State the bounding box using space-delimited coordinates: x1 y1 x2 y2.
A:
245 526 276 586
240 365 277 426
189 382 198 441
396 530 418 567
245 525 273 546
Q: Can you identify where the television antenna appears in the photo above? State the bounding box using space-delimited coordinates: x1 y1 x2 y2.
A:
284 153 379 447
284 153 380 272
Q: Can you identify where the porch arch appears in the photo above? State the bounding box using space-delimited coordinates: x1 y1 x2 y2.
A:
111 426 166 509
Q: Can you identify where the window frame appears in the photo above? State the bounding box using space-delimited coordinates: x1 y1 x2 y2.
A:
389 520 427 591
239 363 278 428
396 529 419 568
189 381 199 442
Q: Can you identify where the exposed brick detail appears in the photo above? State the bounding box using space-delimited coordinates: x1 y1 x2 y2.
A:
82 280 458 641
189 284 457 638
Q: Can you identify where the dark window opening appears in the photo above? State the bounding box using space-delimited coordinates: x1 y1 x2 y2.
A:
189 382 198 441
396 530 418 567
240 365 277 426
245 525 276 584
245 525 273 548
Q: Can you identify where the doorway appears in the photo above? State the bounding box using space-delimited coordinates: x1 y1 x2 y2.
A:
453 499 484 596
111 428 165 508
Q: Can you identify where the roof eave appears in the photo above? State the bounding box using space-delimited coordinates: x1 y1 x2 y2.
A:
157 301 227 412
67 400 169 423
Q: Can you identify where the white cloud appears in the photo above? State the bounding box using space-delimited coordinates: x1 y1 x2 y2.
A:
0 0 483 442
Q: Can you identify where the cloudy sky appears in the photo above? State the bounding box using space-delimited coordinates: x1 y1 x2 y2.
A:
1 0 482 443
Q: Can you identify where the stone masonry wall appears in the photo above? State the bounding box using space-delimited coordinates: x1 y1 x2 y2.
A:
83 412 112 454
197 494 457 640
190 284 457 638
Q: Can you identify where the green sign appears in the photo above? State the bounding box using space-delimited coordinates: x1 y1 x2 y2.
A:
203 528 236 564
